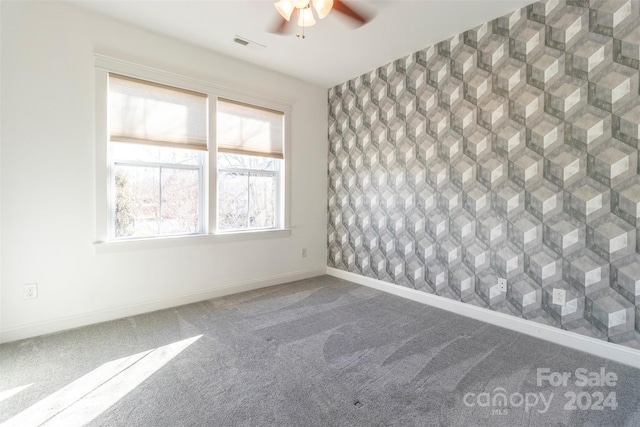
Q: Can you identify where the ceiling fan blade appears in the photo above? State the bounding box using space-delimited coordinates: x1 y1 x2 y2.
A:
269 16 291 35
332 0 371 26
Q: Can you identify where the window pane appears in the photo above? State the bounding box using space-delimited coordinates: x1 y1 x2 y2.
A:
160 168 200 235
217 152 277 171
112 142 201 165
218 171 249 230
249 173 276 228
114 165 160 238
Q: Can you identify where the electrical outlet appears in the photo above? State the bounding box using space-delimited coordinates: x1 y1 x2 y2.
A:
24 283 38 300
497 278 507 293
552 288 566 305
301 248 307 258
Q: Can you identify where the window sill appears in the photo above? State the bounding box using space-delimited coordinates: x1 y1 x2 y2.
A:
93 228 292 254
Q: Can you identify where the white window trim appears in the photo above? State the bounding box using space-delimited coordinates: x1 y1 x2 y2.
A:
93 54 292 251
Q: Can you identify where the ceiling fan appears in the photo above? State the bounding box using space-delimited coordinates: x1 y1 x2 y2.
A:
271 0 372 38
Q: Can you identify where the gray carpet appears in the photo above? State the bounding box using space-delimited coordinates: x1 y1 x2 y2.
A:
1 275 639 426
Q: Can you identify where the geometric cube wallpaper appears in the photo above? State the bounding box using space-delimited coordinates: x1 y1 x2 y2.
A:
327 0 640 350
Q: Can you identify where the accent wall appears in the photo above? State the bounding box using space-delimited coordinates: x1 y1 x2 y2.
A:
327 0 640 351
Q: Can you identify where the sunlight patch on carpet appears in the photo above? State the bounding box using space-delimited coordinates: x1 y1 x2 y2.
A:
0 384 33 404
3 335 201 427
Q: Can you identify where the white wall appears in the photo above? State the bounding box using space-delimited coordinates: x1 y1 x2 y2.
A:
0 0 328 342
0 0 3 339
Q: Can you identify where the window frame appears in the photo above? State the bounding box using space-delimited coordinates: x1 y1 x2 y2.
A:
94 55 292 249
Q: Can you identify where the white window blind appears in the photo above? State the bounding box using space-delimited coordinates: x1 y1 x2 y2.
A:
217 98 284 159
108 73 208 151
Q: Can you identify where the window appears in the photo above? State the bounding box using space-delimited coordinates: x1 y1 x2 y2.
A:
98 61 290 244
216 99 284 231
107 74 206 239
110 143 204 238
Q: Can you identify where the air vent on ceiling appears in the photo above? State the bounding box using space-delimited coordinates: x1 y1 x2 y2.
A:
233 35 266 50
233 37 249 46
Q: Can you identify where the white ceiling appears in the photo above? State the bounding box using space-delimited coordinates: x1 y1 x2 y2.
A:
72 0 532 88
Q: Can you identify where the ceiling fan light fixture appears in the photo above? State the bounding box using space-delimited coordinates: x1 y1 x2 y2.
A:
291 0 311 8
297 6 316 27
274 0 295 21
311 0 333 19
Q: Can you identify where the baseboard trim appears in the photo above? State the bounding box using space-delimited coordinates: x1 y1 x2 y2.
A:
326 267 640 369
0 268 326 344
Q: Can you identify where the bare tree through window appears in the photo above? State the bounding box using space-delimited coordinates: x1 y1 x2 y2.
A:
218 153 278 231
